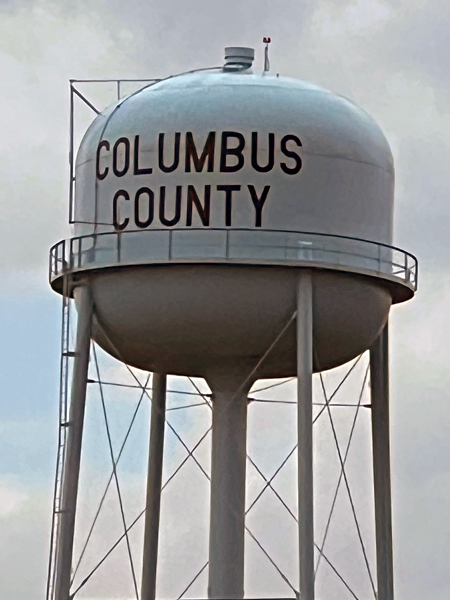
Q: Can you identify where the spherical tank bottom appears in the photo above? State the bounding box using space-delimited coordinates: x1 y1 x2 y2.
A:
85 264 392 379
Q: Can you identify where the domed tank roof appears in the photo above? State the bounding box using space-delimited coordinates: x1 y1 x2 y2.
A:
74 60 394 246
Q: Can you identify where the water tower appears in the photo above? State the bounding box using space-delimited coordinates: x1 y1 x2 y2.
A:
47 46 417 600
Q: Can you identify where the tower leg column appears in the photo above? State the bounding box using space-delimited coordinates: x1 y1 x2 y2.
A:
370 323 394 600
55 285 93 600
208 375 249 600
297 270 315 600
141 373 167 600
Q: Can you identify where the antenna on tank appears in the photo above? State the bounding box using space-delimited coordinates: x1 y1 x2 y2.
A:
263 37 271 73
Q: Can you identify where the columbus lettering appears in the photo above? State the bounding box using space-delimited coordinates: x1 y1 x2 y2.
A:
95 131 302 231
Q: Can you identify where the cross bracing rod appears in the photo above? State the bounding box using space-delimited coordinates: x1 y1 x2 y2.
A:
87 378 211 396
319 371 377 598
71 372 151 585
315 364 370 576
65 308 371 600
70 316 298 599
185 334 370 599
70 362 363 600
93 346 139 599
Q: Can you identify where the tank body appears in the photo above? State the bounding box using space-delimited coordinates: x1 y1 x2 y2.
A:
75 70 394 241
70 65 401 377
88 266 390 377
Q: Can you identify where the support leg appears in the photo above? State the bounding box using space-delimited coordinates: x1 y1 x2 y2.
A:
297 271 314 600
208 376 249 599
141 373 167 600
55 285 93 600
370 323 394 600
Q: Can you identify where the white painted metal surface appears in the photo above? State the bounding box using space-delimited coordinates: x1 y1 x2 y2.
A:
50 229 417 299
74 67 394 248
224 46 255 69
54 286 93 600
54 55 416 377
370 325 394 600
297 272 314 600
208 374 249 599
47 47 418 600
141 374 167 600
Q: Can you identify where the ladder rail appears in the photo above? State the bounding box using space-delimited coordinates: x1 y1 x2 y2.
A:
46 274 72 600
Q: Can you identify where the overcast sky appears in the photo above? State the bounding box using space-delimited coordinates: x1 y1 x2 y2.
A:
1 0 449 599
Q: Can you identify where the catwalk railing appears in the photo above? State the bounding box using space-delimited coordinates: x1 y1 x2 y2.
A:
49 228 417 295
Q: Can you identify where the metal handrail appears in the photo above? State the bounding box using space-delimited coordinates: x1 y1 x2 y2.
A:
49 228 418 293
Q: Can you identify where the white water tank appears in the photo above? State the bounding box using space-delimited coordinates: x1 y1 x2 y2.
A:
50 47 416 379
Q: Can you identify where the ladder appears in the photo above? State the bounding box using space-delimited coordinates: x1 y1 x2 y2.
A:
46 275 72 600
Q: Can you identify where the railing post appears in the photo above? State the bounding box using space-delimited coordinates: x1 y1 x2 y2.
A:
63 241 67 274
49 248 53 281
69 239 73 270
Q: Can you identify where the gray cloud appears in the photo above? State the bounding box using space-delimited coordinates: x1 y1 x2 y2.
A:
1 0 449 598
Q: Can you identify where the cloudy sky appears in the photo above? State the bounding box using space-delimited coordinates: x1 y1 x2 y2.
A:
1 0 449 598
